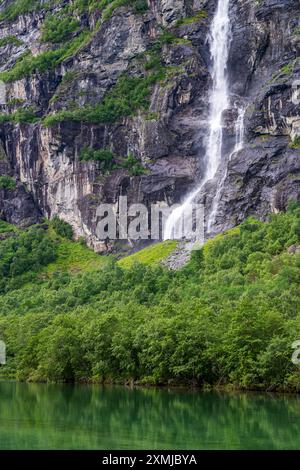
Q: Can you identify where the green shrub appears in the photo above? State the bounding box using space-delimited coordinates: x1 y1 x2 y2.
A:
0 49 63 83
131 0 148 14
13 107 39 123
61 71 77 83
289 136 300 149
44 69 164 126
0 36 23 47
0 175 16 190
0 107 39 124
0 0 41 22
0 225 56 287
80 147 116 172
281 61 295 75
100 0 148 21
0 220 16 234
175 10 207 27
121 153 147 176
52 216 73 240
41 14 80 44
0 31 91 83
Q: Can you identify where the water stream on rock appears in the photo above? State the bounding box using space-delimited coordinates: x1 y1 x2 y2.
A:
164 0 232 241
207 106 246 232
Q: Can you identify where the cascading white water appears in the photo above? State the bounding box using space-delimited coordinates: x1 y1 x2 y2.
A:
207 106 245 232
234 107 245 154
164 0 231 240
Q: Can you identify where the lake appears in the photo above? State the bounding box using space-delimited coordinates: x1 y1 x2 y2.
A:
0 382 299 449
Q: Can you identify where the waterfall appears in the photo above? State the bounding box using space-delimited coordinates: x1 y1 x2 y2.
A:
164 0 231 241
234 107 245 154
207 106 245 232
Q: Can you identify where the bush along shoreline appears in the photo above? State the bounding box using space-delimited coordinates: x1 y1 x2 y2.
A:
0 204 299 392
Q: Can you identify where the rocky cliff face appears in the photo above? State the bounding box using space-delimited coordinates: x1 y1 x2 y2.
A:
0 0 299 250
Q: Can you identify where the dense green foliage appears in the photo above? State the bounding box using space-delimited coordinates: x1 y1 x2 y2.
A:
121 153 147 176
0 175 16 190
51 216 73 240
0 31 91 83
41 14 80 44
100 0 148 20
0 0 148 23
0 0 42 22
0 206 300 390
0 35 23 47
0 220 16 234
79 147 116 173
0 226 56 292
0 107 39 124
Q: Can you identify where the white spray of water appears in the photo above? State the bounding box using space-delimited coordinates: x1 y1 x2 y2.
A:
234 107 246 154
164 0 231 240
207 106 245 232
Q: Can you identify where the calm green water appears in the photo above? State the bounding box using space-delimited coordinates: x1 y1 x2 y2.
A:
0 382 299 450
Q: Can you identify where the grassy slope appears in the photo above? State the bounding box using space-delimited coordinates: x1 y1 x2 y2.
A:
0 220 17 234
43 236 110 274
44 233 177 274
117 241 178 268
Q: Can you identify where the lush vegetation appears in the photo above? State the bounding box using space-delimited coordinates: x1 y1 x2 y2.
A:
43 29 182 126
79 147 116 173
43 74 160 126
0 225 56 292
0 205 300 391
0 0 43 22
99 0 148 20
0 221 106 292
0 107 39 124
79 148 147 176
290 136 300 149
41 14 80 44
0 0 149 83
0 175 16 190
0 35 23 47
0 0 148 23
175 10 207 27
118 241 178 269
121 153 148 176
0 31 92 83
51 216 73 240
0 220 16 234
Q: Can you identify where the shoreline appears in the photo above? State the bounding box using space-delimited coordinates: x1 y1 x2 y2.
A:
1 378 300 396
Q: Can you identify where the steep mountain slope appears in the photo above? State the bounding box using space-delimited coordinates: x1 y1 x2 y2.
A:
0 0 299 250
